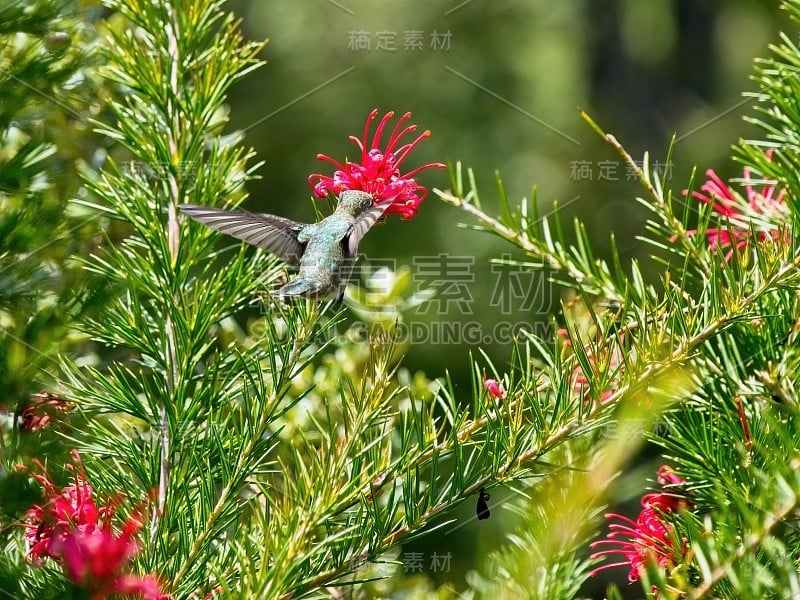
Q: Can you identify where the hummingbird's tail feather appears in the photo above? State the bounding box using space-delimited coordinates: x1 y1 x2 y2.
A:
275 278 334 299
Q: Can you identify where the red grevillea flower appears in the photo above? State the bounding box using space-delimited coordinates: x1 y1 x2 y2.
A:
590 506 675 582
54 515 165 600
308 109 446 219
17 390 74 432
23 450 99 564
483 378 507 399
684 152 787 261
590 466 690 582
21 452 168 599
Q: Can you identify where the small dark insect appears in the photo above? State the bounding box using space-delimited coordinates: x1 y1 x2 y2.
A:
476 487 491 520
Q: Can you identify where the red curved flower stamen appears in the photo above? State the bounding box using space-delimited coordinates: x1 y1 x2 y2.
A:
308 109 446 220
385 112 411 150
589 508 676 582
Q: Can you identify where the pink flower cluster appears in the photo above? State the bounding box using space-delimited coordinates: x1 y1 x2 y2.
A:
22 451 167 600
685 154 786 261
308 109 446 219
590 465 690 582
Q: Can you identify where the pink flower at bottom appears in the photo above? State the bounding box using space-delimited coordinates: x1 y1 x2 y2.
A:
21 451 169 599
589 506 676 582
57 517 138 585
23 451 100 564
54 517 166 600
590 465 690 582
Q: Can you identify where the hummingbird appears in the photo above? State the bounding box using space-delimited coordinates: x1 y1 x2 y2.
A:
179 190 389 299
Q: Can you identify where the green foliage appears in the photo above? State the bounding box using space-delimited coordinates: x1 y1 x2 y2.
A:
0 4 106 592
430 2 800 596
19 0 603 597
0 0 100 408
5 0 800 599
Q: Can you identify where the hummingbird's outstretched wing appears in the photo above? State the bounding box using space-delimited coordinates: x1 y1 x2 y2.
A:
179 204 307 266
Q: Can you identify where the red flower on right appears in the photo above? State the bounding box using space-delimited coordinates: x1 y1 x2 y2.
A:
590 465 691 583
684 153 787 261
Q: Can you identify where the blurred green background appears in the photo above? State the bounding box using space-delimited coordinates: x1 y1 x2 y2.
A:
223 0 784 379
